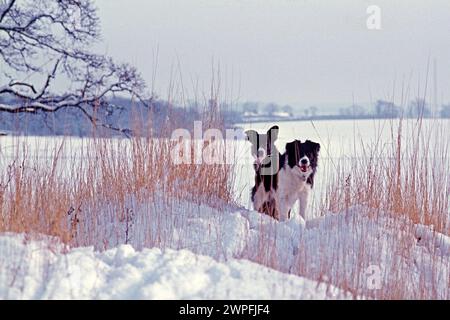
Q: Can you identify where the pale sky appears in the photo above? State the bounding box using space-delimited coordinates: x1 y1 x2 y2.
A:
95 0 450 109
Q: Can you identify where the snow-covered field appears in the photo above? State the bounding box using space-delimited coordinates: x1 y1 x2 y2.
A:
1 201 449 299
1 119 449 299
0 233 347 300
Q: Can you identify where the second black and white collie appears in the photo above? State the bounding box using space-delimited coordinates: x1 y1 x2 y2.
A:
245 125 280 220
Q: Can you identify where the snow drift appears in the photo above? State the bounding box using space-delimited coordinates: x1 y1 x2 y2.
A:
1 203 449 299
0 233 346 300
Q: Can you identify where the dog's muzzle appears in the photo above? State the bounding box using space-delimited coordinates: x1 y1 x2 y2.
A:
298 156 310 172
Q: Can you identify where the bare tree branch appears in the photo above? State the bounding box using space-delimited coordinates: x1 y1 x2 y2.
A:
0 0 16 23
8 81 37 93
0 0 150 135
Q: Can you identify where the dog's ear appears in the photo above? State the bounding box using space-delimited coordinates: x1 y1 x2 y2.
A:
267 125 279 143
284 140 300 167
245 130 259 145
285 139 301 154
285 141 294 154
305 140 321 154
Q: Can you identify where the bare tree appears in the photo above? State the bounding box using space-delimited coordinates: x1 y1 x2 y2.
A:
264 102 278 116
303 108 309 118
375 100 402 118
0 0 149 134
441 103 450 118
308 106 318 117
281 105 293 116
242 101 258 115
407 98 431 119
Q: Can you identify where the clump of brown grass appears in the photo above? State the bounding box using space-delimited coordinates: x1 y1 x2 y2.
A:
0 138 73 242
0 98 237 248
308 115 450 299
326 117 450 235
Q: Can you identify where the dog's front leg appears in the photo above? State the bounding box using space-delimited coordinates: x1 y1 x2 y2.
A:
252 184 268 212
298 187 310 220
277 194 295 222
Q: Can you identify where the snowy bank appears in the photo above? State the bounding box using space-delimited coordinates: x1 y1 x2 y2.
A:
1 203 449 299
0 233 345 300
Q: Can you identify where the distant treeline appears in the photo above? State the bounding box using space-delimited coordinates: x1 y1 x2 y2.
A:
1 96 449 136
339 99 450 119
237 99 450 122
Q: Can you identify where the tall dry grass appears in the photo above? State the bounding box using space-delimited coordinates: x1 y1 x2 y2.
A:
295 115 450 299
0 102 236 248
326 117 450 235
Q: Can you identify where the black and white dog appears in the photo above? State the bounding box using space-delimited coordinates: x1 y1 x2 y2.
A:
246 127 320 222
277 139 320 221
245 126 281 220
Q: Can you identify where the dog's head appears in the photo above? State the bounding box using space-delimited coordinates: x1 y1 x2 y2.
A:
245 125 279 173
284 139 320 179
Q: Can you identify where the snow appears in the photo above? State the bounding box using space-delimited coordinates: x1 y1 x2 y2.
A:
415 224 450 256
1 202 449 299
0 233 346 300
1 128 449 299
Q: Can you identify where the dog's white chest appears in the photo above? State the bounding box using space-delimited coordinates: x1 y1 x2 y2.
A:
276 166 311 221
279 168 308 194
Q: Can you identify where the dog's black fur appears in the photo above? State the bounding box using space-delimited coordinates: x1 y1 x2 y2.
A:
245 125 280 219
